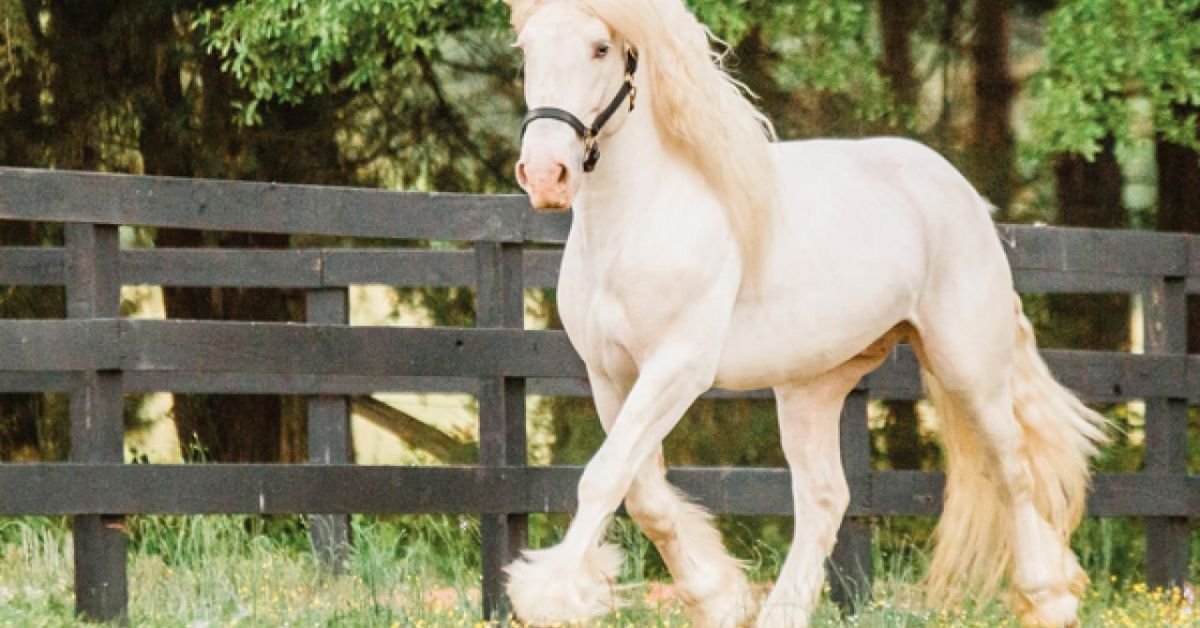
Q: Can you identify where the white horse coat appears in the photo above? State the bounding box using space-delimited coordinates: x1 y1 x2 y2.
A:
504 1 1105 626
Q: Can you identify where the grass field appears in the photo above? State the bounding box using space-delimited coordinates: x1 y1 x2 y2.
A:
0 514 1195 626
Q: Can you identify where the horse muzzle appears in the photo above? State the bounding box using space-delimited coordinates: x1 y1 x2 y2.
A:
516 158 576 211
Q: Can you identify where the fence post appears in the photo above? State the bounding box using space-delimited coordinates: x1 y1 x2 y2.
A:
65 223 127 623
306 285 353 571
1143 276 1189 589
829 389 872 611
475 241 527 620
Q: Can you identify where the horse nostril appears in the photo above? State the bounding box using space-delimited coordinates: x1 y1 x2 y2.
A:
516 162 529 187
556 163 568 185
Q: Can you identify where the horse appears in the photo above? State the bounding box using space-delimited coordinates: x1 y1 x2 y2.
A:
501 1 1108 626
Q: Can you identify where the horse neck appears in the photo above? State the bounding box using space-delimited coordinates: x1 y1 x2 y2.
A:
572 88 675 243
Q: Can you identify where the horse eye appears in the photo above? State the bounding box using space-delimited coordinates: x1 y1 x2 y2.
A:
594 43 610 59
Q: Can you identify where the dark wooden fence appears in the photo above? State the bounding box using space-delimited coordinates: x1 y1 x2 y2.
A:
0 167 1196 622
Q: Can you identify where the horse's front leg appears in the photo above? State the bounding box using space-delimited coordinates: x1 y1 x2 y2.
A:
588 367 755 627
505 348 718 625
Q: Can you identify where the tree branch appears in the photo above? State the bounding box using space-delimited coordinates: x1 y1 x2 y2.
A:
351 395 475 464
412 47 512 185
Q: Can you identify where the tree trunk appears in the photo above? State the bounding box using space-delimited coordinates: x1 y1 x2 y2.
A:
44 0 118 171
878 0 922 116
874 0 932 470
137 22 347 463
1049 139 1128 351
1055 142 1124 230
0 2 108 461
969 0 1017 216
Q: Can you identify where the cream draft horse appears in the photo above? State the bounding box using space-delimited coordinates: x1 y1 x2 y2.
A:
503 1 1107 626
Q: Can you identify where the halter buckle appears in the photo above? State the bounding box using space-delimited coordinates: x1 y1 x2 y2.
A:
582 132 600 173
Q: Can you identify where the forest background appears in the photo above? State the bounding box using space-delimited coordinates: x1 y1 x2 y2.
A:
2 0 1200 580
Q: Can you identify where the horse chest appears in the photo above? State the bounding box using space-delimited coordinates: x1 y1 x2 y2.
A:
557 277 635 378
558 193 740 377
558 254 714 379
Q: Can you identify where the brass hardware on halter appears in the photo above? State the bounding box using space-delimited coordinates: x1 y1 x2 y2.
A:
582 133 600 172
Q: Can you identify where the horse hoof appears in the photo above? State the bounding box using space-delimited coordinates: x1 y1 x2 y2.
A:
687 574 758 627
754 604 808 628
504 542 625 625
1018 590 1080 627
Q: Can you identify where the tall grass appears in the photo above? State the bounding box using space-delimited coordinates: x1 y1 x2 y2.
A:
0 514 1194 626
0 514 489 626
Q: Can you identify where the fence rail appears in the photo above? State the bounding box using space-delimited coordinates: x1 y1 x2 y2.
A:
0 166 1196 622
0 465 1197 517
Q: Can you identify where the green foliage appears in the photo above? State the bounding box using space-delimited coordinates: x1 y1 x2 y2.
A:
1028 0 1200 162
196 0 510 124
690 2 902 126
196 0 526 192
767 1 901 126
200 0 903 130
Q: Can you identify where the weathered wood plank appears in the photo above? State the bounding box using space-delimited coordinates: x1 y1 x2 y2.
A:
864 471 1200 518
1189 237 1200 281
1 168 1191 261
121 320 586 377
118 322 1186 398
65 223 127 624
305 288 353 572
120 371 769 399
123 249 322 287
122 372 485 394
1143 277 1190 589
120 372 764 399
863 345 1183 401
475 240 529 619
0 465 1192 518
522 210 572 244
0 167 541 242
5 243 1181 293
831 390 873 610
0 247 64 284
998 224 1188 277
0 372 76 392
322 248 560 288
1013 270 1150 294
321 249 475 287
523 249 561 287
0 320 1186 401
0 320 119 370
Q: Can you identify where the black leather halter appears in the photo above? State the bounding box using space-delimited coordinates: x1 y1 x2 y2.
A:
521 49 638 173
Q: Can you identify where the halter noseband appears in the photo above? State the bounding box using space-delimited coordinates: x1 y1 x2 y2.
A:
520 49 638 173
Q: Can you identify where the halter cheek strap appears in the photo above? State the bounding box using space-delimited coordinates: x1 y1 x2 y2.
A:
520 49 639 173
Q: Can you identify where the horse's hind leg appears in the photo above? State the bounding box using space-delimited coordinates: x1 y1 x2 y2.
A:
915 294 1100 627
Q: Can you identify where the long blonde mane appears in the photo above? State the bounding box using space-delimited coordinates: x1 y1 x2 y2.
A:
511 0 778 279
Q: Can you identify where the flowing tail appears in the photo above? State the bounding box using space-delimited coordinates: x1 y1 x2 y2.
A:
923 296 1110 608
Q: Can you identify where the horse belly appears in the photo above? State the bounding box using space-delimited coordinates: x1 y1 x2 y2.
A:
714 284 916 390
